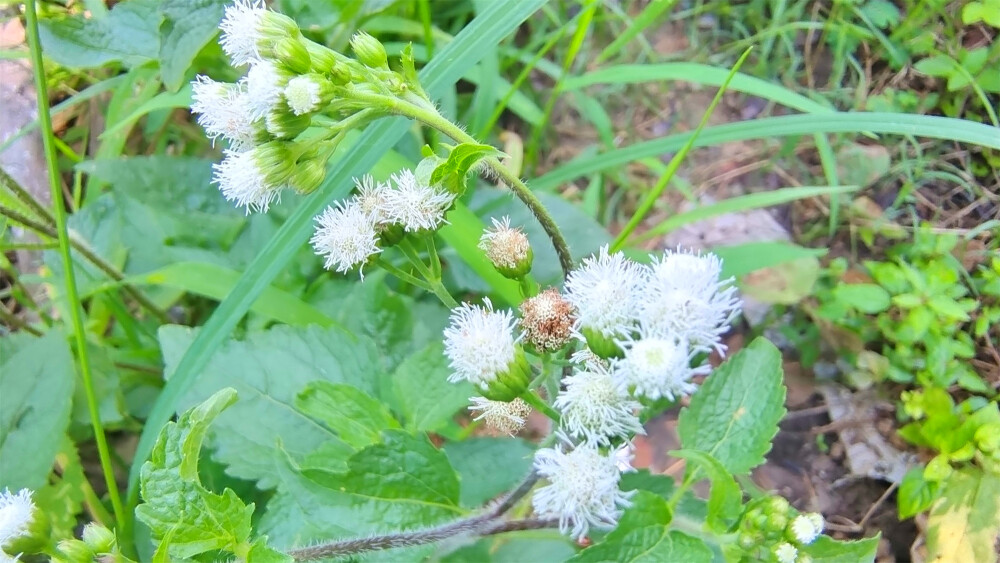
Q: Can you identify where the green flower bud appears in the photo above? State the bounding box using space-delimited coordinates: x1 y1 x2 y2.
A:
378 223 405 247
350 31 389 69
306 41 340 76
284 74 335 116
81 523 115 553
481 346 531 402
258 10 299 39
265 100 312 139
57 539 95 562
582 327 624 359
290 158 327 194
254 141 296 187
737 532 757 550
4 504 49 555
272 36 312 75
767 510 789 533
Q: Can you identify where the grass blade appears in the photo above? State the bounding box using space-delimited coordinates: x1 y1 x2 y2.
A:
595 0 679 63
128 0 547 505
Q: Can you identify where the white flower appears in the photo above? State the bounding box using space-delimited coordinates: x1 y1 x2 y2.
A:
479 216 531 270
774 542 798 563
532 444 632 540
219 0 267 66
383 169 454 232
791 512 824 545
352 175 390 224
554 366 643 447
0 488 34 548
570 348 609 372
469 396 532 435
310 200 381 277
639 248 740 354
564 246 645 337
246 60 284 119
191 76 256 150
443 299 517 387
613 333 708 401
285 75 322 116
212 149 281 213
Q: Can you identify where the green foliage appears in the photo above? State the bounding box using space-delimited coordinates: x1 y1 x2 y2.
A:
925 467 1000 563
678 338 786 474
158 0 228 90
38 0 160 68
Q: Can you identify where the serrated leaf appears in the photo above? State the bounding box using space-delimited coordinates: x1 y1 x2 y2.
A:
296 382 400 449
443 437 535 508
431 143 503 194
159 0 227 91
0 332 75 491
898 467 940 519
569 491 713 562
393 342 474 432
926 467 1000 563
671 449 742 532
38 0 160 69
678 337 786 474
800 535 880 562
135 388 256 559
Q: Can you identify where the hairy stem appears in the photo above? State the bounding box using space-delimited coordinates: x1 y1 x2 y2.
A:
24 0 130 547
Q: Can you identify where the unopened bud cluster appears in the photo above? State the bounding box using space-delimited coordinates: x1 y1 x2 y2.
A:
735 496 824 563
440 244 740 541
192 1 429 214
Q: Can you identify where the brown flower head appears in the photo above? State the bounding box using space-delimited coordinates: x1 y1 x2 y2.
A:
520 288 576 352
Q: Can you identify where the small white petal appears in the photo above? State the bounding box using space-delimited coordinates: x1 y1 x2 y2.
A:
219 0 266 66
352 175 391 224
791 512 824 545
0 488 35 547
191 76 256 150
285 75 322 116
564 245 645 336
212 149 281 213
613 333 708 401
554 366 644 447
468 396 531 435
443 299 517 387
246 60 284 119
532 444 632 540
310 200 381 277
383 169 454 232
775 542 798 563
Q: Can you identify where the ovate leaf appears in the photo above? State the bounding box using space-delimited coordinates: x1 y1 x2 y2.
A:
38 0 160 69
671 449 742 533
800 535 880 562
443 437 535 508
0 332 75 491
569 491 713 563
833 283 892 314
431 143 503 194
159 0 228 91
296 382 400 449
926 467 1000 563
135 389 257 559
678 337 786 474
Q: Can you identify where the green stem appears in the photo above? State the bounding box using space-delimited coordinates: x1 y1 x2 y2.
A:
426 236 442 279
520 389 560 423
376 257 433 291
397 238 458 308
24 0 130 547
377 96 576 279
610 47 753 252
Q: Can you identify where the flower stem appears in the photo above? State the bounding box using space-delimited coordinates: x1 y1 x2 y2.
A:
520 389 561 423
24 0 130 548
397 238 458 308
375 257 433 291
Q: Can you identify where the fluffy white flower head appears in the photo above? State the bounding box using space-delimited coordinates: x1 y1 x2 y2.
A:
0 488 34 548
479 216 530 269
613 334 708 401
285 75 322 116
212 149 280 213
310 200 381 278
443 299 517 387
775 542 798 563
383 169 454 232
564 246 645 336
570 348 609 372
791 512 824 545
554 366 643 447
468 396 531 436
246 60 284 119
640 248 740 354
219 0 267 66
191 76 256 150
532 443 632 540
352 175 390 224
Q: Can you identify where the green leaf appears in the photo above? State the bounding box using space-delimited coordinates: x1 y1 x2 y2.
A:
678 338 786 474
671 450 741 533
159 324 380 488
392 342 474 432
38 0 160 69
443 437 535 508
800 535 880 562
914 55 957 78
0 332 75 491
431 143 503 194
159 0 227 91
570 491 713 562
296 382 400 449
898 467 940 519
832 284 892 313
711 242 827 279
135 388 257 559
926 467 1000 563
860 0 902 28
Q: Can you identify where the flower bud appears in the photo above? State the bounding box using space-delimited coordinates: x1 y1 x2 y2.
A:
272 36 312 74
481 346 531 402
351 31 388 69
788 512 824 545
265 100 312 139
306 41 340 76
290 158 327 194
81 523 115 553
774 542 798 563
469 396 532 436
378 222 405 247
582 327 624 359
520 289 575 352
479 216 532 280
57 539 95 562
1 488 45 555
254 141 296 188
284 74 334 116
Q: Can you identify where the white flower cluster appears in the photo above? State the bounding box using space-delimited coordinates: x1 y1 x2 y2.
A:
310 171 455 277
0 488 35 559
